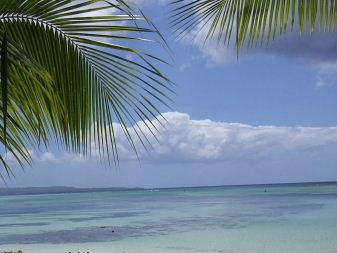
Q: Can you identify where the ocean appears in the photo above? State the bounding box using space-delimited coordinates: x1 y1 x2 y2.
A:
0 183 336 253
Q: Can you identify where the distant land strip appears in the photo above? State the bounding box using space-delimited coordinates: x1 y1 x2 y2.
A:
0 181 336 196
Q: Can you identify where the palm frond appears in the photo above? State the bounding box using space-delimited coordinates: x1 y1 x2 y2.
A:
0 0 173 177
170 0 337 51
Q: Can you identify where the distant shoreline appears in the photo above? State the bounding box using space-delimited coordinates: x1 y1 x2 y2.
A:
0 181 336 196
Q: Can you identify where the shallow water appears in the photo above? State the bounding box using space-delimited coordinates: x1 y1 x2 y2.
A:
0 183 336 253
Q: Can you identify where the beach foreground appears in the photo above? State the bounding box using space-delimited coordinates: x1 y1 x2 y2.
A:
1 183 336 253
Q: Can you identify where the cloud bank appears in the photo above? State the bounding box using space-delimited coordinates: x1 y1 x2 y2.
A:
24 112 337 165
117 112 337 162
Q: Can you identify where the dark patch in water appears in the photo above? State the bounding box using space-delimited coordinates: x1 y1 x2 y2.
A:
163 216 247 230
0 225 165 244
68 211 144 222
0 216 242 245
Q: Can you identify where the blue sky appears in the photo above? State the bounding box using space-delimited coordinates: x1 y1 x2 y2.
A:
2 1 337 188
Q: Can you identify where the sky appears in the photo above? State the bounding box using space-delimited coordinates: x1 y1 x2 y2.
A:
2 1 337 188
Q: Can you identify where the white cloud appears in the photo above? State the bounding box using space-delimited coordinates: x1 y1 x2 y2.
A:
314 62 337 88
36 151 87 164
4 112 336 167
4 150 86 167
113 112 337 163
39 152 56 162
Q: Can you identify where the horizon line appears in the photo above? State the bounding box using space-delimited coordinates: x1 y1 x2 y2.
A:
1 180 336 197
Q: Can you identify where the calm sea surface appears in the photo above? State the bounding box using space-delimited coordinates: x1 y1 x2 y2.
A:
0 183 336 253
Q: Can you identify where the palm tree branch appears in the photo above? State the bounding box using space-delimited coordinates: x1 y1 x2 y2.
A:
0 0 172 177
170 0 337 50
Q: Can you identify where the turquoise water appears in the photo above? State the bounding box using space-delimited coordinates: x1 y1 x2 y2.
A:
0 183 336 253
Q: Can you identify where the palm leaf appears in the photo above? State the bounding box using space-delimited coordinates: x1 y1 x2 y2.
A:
170 0 337 51
0 0 173 177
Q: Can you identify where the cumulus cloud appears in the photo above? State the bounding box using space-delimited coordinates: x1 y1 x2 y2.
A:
5 112 336 168
3 150 86 167
112 112 337 163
